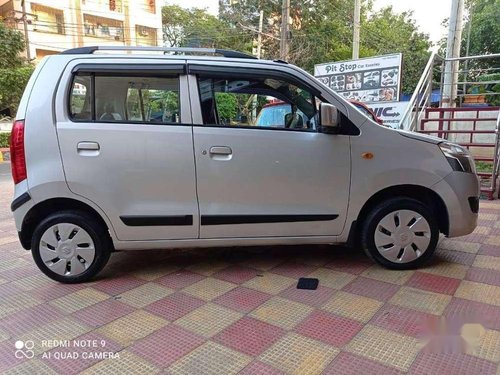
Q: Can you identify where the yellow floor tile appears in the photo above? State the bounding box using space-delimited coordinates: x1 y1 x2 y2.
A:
49 288 109 314
175 303 242 338
390 287 451 315
322 291 383 322
345 325 423 371
250 297 313 329
307 268 356 289
362 266 413 285
182 278 237 301
118 282 174 308
243 273 295 295
168 341 251 375
438 239 481 254
455 281 500 307
97 310 167 346
81 351 159 374
473 255 500 271
260 333 339 375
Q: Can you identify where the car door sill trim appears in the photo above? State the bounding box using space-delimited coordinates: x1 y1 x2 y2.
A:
120 215 193 226
201 214 338 225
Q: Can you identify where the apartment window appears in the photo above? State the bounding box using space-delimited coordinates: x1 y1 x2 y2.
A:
147 0 155 13
31 3 65 35
135 25 157 46
83 14 123 41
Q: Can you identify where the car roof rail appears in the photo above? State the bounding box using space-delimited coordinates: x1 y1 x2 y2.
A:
60 46 257 59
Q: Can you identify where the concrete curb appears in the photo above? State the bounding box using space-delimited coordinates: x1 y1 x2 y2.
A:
0 148 9 162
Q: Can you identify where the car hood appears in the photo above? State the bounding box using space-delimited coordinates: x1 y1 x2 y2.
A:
396 129 444 145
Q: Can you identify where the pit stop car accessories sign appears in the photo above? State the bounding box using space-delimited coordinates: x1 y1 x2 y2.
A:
314 53 402 104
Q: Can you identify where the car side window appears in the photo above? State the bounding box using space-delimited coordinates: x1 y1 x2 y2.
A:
70 76 92 121
197 74 318 131
69 74 181 124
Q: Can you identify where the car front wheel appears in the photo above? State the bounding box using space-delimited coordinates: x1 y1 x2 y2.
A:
361 198 439 269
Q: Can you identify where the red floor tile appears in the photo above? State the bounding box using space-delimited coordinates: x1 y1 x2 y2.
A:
213 286 271 313
435 249 476 266
212 265 258 284
445 297 500 331
324 258 372 275
465 267 500 287
342 276 400 301
295 310 363 347
370 304 439 338
0 282 23 297
214 316 284 356
130 325 204 367
72 299 135 328
406 272 461 295
409 353 497 375
323 351 404 375
478 244 500 256
269 261 317 279
155 270 205 289
239 360 286 375
29 283 86 302
0 303 65 336
0 340 29 373
279 285 335 308
144 292 205 321
92 276 146 296
45 332 122 375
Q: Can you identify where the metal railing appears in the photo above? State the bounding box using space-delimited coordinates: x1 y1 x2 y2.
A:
399 53 443 131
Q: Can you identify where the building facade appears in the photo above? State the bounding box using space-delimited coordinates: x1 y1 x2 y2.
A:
0 0 161 60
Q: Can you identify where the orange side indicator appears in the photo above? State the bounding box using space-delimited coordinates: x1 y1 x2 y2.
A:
362 152 374 160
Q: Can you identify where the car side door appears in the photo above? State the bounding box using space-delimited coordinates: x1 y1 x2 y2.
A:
188 63 351 239
55 59 199 241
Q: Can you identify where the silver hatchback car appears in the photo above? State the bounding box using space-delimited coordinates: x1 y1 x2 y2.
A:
10 46 479 283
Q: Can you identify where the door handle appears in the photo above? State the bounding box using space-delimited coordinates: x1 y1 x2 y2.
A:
77 142 100 151
77 142 100 156
209 146 232 155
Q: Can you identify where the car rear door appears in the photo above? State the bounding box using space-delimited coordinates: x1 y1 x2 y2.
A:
55 58 199 241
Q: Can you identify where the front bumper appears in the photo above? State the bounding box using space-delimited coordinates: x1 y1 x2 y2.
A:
431 172 480 237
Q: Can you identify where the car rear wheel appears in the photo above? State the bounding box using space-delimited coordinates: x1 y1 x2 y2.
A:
31 211 111 283
361 198 439 269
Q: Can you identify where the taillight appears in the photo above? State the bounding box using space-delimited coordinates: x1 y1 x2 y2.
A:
10 120 27 184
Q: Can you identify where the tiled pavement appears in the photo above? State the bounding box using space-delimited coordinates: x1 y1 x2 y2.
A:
0 173 499 374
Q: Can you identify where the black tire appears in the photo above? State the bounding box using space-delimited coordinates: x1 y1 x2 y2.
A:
360 197 439 270
31 210 111 283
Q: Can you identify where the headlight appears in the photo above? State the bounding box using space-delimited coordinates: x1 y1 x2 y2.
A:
439 142 475 173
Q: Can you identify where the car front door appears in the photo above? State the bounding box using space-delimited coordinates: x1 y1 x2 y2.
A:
188 64 351 239
55 60 199 241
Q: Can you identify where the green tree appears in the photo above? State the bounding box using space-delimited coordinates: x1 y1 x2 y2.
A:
0 21 33 114
362 7 432 94
162 5 251 51
463 0 500 56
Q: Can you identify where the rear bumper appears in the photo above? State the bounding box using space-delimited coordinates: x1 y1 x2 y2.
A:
431 172 480 237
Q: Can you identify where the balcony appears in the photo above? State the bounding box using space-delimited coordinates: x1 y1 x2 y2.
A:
83 14 123 42
31 3 65 35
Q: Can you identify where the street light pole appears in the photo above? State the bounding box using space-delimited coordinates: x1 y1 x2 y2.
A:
352 0 361 59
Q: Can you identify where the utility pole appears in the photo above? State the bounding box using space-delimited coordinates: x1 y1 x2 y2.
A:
21 0 31 61
352 0 361 60
280 0 290 60
256 10 264 59
252 10 264 122
442 0 464 108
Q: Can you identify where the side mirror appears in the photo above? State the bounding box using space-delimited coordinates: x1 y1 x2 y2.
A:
319 103 340 133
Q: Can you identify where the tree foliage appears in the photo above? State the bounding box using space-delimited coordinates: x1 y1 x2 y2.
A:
0 21 33 114
162 1 433 94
